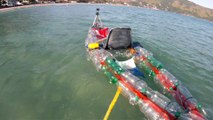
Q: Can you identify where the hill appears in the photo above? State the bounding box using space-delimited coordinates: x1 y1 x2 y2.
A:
79 0 213 21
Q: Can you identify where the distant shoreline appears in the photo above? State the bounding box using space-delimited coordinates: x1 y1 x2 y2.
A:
0 3 75 12
0 3 129 12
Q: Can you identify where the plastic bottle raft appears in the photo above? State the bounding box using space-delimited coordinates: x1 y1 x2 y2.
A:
85 8 207 119
86 48 207 120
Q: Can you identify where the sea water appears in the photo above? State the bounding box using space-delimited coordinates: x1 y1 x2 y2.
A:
0 4 212 120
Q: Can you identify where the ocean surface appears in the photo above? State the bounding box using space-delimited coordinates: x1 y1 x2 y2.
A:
0 4 212 120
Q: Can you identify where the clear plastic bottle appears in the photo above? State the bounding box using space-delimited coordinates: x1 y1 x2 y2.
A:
85 29 98 45
146 88 170 109
145 88 181 117
160 69 179 86
118 82 138 105
178 113 194 120
177 84 198 110
121 71 148 92
134 46 153 57
89 50 101 70
179 112 205 120
165 102 182 118
134 55 141 64
88 50 113 71
153 73 168 92
138 100 166 120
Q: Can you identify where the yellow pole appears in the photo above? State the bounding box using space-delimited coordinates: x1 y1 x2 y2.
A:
103 87 122 120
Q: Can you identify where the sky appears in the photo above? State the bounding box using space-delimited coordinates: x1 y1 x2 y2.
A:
188 0 213 9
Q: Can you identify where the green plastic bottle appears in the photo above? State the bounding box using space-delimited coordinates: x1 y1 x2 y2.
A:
106 57 114 64
105 57 124 74
104 71 117 84
141 61 156 79
147 56 163 69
